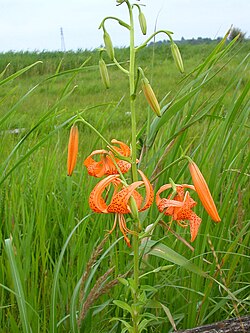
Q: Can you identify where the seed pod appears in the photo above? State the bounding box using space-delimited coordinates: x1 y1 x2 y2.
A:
99 58 110 89
103 31 115 61
139 11 147 35
141 77 161 117
170 42 184 74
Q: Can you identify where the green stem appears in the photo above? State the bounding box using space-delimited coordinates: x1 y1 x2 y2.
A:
128 3 138 183
150 156 186 183
135 29 174 52
77 116 130 162
99 16 130 30
113 57 129 75
78 116 110 147
139 212 165 240
127 2 139 333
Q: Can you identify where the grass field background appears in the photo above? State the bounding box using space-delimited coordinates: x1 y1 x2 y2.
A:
0 38 249 332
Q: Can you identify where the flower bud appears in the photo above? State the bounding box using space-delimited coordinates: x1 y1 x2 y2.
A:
141 77 161 117
103 31 115 61
170 42 184 74
67 125 79 176
189 161 221 222
129 196 139 220
99 58 110 89
139 12 147 35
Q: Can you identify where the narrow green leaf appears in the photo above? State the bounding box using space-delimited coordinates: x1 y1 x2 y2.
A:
113 300 133 314
0 61 42 87
110 317 133 330
70 277 82 333
5 238 32 333
145 240 207 277
50 215 91 333
138 318 151 332
160 303 177 331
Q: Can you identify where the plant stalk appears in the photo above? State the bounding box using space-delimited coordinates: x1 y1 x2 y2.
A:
127 1 139 332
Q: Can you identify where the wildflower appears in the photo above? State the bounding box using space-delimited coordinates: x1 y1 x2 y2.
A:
67 125 79 176
156 184 202 242
89 170 154 246
189 161 221 222
83 139 133 178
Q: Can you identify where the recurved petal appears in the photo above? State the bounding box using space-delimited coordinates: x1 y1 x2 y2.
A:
182 191 197 209
89 175 120 213
155 184 172 206
111 139 131 157
138 170 154 211
107 181 143 214
83 150 108 167
182 184 196 191
116 160 132 174
159 198 183 209
84 149 116 177
189 161 221 222
189 212 202 242
102 155 118 175
157 198 184 220
87 162 105 177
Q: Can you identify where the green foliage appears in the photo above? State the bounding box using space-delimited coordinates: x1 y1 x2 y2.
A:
0 36 249 332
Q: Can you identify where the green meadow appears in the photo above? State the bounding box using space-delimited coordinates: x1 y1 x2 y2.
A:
0 38 249 332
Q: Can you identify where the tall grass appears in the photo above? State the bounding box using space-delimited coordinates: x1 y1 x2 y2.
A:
0 37 249 332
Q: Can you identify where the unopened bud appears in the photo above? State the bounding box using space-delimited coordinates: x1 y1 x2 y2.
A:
139 12 147 35
141 77 161 117
129 196 139 220
103 31 115 61
67 125 79 176
170 42 184 73
99 58 110 89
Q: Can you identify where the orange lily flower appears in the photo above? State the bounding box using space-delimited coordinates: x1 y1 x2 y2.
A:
189 161 221 222
83 139 132 178
156 184 202 242
89 170 154 246
67 125 79 176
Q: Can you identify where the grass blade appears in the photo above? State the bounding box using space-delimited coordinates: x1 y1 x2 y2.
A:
4 238 32 333
50 215 91 333
143 240 207 277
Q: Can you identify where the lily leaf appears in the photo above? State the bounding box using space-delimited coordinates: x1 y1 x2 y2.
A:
113 300 133 314
143 240 207 277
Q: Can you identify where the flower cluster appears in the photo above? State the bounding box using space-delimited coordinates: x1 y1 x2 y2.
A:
83 140 153 247
67 130 221 246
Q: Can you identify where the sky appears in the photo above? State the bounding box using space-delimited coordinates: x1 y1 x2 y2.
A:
0 0 249 52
